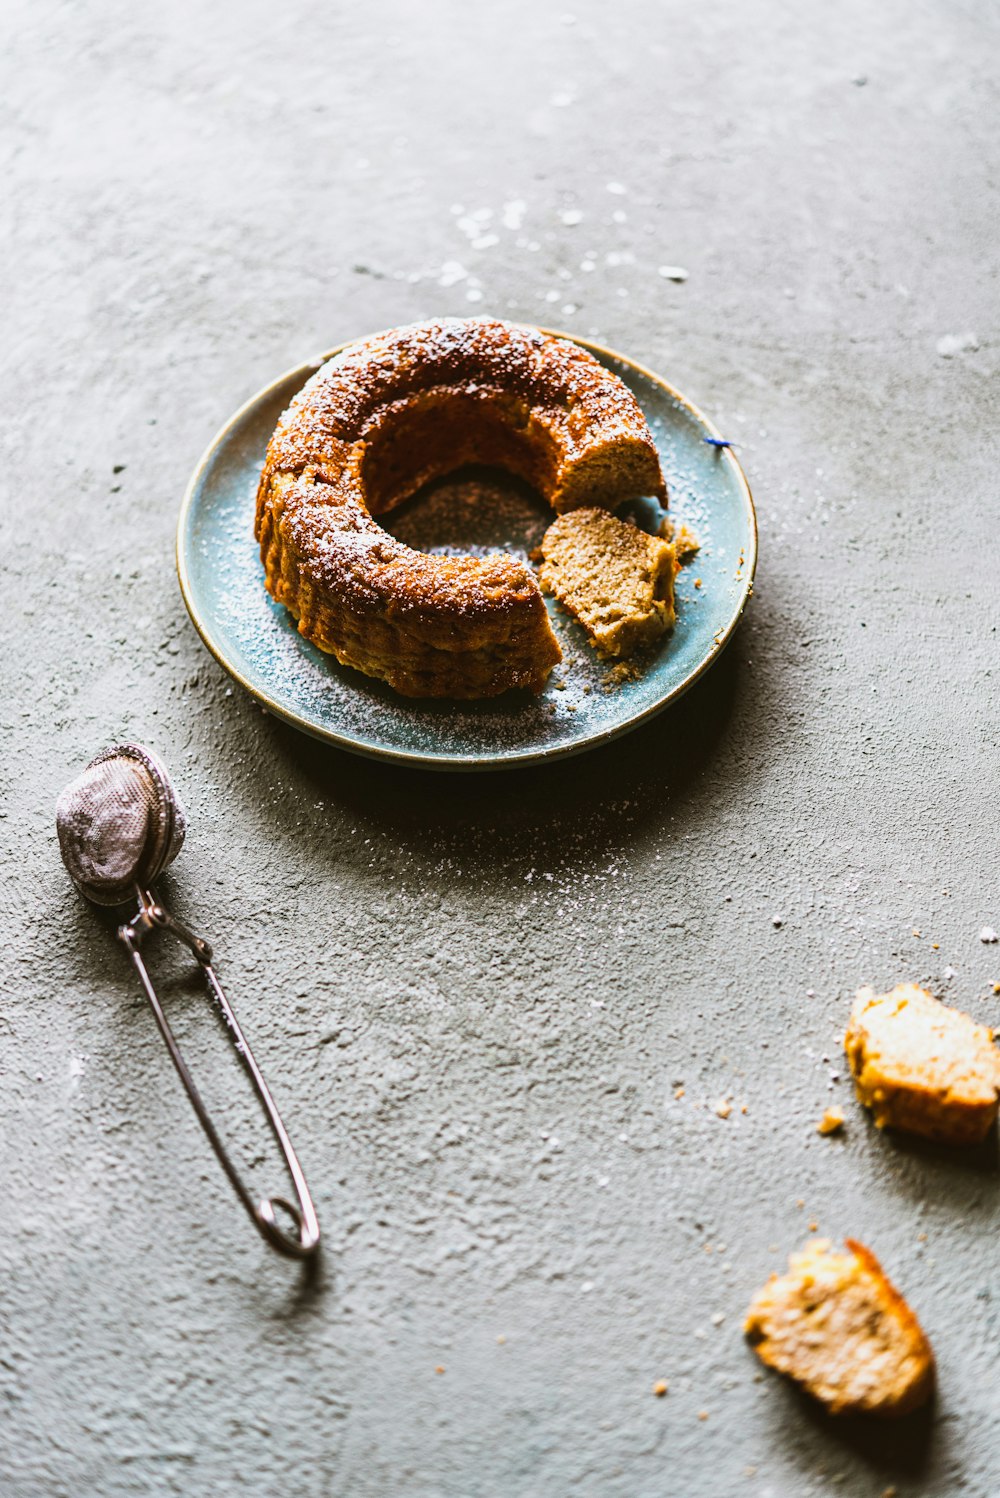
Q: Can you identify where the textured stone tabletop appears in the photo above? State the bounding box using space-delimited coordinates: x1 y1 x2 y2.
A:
2 2 998 1494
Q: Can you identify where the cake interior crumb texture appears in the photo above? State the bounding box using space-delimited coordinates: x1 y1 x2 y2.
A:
745 1238 935 1417
845 983 1000 1144
538 507 677 658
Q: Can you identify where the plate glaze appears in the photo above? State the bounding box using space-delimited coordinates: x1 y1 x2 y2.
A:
176 331 756 771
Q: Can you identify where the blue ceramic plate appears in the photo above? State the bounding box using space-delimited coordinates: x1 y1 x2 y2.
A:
176 331 756 771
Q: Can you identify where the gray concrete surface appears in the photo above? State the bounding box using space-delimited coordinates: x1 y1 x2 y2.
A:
2 1 998 1493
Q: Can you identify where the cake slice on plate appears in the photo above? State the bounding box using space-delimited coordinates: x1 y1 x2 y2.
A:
537 508 677 658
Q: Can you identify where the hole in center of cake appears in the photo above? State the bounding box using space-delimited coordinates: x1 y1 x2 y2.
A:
380 465 552 564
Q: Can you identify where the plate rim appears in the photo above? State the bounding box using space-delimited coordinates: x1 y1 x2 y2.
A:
175 326 758 772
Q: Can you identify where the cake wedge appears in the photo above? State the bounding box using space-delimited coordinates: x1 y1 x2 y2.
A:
845 983 1000 1145
537 508 677 658
745 1238 934 1416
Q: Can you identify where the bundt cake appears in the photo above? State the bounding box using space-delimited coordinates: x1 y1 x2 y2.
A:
538 508 678 657
254 318 667 699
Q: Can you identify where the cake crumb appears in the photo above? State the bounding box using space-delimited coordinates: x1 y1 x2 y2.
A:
602 658 644 690
652 1379 668 1397
697 1410 709 1421
715 1097 732 1119
435 1365 446 1374
659 518 701 559
817 1107 845 1135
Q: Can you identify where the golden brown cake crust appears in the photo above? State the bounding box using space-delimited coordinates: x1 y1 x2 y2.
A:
254 318 666 698
745 1238 935 1417
845 983 1000 1144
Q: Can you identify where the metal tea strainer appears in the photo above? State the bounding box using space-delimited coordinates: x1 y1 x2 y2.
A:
56 743 320 1260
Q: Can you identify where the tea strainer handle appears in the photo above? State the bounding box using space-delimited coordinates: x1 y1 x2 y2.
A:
118 887 320 1260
